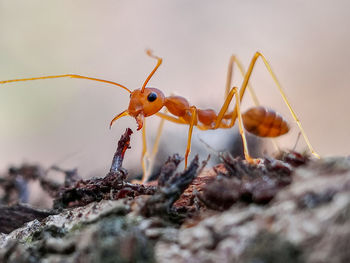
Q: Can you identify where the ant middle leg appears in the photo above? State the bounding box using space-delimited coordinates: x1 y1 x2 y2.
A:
213 86 254 162
154 107 198 169
184 106 198 168
215 54 265 130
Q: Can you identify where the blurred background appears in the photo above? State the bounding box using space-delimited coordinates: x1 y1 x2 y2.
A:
1 0 349 183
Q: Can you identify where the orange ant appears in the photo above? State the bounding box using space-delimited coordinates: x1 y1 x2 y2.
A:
0 50 320 183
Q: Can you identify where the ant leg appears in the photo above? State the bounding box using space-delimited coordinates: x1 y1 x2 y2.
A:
224 55 235 99
226 55 260 106
150 109 168 159
156 109 197 169
215 86 254 162
229 55 283 152
140 119 150 183
143 109 169 180
150 93 180 157
240 52 320 158
0 74 131 93
155 112 187 124
215 56 260 129
214 83 243 129
232 87 254 162
184 106 198 168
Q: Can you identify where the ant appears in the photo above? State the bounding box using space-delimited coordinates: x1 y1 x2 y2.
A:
0 50 320 183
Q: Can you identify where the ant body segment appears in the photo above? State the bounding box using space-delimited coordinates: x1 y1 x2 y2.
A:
0 50 319 183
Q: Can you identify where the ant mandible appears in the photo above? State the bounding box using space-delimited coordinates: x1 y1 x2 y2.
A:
0 50 320 183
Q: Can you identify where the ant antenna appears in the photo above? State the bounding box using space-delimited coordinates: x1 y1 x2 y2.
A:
141 49 162 93
0 74 132 94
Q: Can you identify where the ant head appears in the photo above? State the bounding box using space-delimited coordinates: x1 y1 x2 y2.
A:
109 50 164 130
127 87 165 130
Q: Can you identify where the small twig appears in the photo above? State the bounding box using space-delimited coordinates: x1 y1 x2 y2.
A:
110 128 133 174
53 128 159 209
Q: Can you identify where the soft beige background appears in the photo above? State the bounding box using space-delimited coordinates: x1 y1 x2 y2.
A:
0 0 349 177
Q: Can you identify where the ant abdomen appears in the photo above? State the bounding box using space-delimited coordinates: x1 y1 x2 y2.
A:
242 106 289 137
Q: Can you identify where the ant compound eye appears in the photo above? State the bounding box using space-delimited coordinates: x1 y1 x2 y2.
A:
147 92 157 102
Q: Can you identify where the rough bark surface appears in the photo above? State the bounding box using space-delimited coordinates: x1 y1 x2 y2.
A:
0 128 349 262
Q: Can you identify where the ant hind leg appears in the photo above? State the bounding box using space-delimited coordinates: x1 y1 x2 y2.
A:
241 52 320 158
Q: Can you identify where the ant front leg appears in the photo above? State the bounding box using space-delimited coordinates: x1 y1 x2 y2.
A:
141 109 169 183
140 120 150 183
